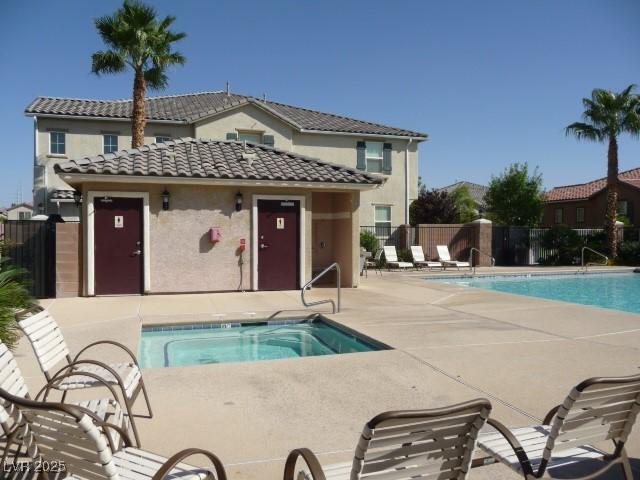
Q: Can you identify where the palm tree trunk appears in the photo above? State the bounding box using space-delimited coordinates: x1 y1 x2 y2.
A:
131 68 146 148
604 135 619 258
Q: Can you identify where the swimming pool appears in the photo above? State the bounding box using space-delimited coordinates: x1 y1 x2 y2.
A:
139 316 385 368
430 272 640 314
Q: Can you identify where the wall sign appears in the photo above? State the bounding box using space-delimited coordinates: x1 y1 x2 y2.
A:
281 201 294 207
276 217 285 229
114 215 124 229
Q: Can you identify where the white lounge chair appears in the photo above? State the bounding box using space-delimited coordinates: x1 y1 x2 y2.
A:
0 386 227 480
284 398 492 480
436 245 471 270
382 246 413 270
410 246 442 270
17 307 152 447
0 342 128 463
477 373 640 479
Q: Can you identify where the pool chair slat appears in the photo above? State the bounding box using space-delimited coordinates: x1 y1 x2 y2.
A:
573 391 639 409
361 462 463 480
362 452 464 475
572 383 640 401
369 423 472 449
371 411 481 431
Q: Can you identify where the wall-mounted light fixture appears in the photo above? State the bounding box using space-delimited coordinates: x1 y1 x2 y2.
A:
235 191 243 212
73 190 82 207
161 189 170 211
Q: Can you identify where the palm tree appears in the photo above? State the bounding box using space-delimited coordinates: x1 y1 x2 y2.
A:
91 1 186 147
566 85 640 258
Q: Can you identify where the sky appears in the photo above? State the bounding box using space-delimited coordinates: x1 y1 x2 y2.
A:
1 0 639 207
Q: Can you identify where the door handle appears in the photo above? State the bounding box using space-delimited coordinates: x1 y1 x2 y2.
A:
132 249 142 256
260 243 269 250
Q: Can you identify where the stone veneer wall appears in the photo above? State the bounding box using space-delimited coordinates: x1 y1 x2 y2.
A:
55 223 81 297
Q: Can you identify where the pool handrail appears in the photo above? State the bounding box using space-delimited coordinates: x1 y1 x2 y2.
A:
468 248 495 274
581 246 608 271
301 262 341 314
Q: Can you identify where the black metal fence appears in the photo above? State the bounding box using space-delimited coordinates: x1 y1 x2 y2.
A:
0 221 56 298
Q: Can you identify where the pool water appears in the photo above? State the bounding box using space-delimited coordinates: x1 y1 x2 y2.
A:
139 318 383 368
434 272 640 314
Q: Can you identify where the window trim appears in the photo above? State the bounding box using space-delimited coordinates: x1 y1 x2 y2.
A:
155 135 171 144
576 207 585 224
237 130 264 144
102 134 119 154
49 131 66 155
617 200 628 217
374 205 392 235
365 141 384 173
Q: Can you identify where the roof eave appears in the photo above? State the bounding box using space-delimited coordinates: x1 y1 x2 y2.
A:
57 172 383 191
24 112 188 125
297 128 427 140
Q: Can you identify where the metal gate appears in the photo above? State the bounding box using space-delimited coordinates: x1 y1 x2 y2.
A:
492 226 531 266
1 221 56 298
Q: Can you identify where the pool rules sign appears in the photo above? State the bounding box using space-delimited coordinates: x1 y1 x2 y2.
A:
114 215 124 229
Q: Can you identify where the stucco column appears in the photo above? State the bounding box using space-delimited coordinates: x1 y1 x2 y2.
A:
470 218 492 266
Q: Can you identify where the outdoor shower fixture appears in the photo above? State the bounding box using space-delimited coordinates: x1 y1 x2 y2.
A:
161 189 170 210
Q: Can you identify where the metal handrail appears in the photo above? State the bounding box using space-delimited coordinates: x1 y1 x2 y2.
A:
301 262 341 314
581 247 608 271
468 248 496 274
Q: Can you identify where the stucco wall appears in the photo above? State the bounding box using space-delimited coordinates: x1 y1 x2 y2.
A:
293 132 418 226
78 182 350 294
194 104 293 149
35 118 192 215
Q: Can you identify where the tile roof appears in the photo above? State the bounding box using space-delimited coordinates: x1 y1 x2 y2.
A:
50 190 76 201
53 138 384 187
26 91 427 138
437 181 488 206
544 167 640 202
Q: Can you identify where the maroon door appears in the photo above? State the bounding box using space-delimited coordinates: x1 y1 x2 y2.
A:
258 199 300 290
94 197 143 295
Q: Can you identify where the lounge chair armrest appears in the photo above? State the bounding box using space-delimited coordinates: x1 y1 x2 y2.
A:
542 405 561 425
73 340 140 366
36 370 121 405
151 448 227 480
95 420 134 451
49 359 132 400
283 448 326 480
485 418 534 477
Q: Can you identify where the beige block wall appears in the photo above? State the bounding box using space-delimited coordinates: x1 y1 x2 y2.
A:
292 132 418 226
55 223 81 297
78 182 361 294
194 104 293 149
35 118 192 214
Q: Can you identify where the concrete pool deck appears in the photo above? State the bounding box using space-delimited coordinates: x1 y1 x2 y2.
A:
13 266 640 479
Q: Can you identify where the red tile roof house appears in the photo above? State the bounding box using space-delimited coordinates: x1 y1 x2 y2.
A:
542 167 640 227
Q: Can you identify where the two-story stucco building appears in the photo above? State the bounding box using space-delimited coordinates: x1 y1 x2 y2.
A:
24 91 426 296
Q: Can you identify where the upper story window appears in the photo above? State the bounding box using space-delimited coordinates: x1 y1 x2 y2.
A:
49 131 66 155
365 142 384 173
554 208 563 224
576 207 585 224
155 136 171 144
238 131 262 143
103 134 118 154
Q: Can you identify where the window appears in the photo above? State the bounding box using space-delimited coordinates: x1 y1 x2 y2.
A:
49 131 65 155
576 207 585 224
374 206 391 236
155 136 171 144
366 142 383 173
617 200 628 217
18 211 31 220
238 131 262 144
103 134 118 154
554 208 563 224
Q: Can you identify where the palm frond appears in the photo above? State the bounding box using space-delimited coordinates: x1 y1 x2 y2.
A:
144 66 168 90
91 50 127 75
565 122 605 142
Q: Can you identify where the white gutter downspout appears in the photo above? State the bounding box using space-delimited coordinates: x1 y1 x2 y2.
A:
404 137 413 225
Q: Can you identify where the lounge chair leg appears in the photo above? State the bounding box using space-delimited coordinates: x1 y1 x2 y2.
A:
620 450 634 479
140 378 153 418
123 395 142 447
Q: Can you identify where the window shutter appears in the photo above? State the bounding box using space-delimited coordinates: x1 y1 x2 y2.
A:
382 143 392 174
226 132 238 141
263 135 275 147
356 141 366 170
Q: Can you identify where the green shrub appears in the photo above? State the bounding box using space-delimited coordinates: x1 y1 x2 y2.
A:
616 241 640 266
538 225 583 265
360 230 379 253
396 248 412 263
0 251 33 349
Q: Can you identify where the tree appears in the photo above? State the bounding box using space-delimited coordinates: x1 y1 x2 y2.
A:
449 184 477 223
410 186 458 225
91 1 186 148
566 85 640 257
484 163 543 226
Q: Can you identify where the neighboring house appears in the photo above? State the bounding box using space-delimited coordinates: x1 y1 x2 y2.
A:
25 91 427 230
436 181 488 209
2 203 33 220
542 167 640 227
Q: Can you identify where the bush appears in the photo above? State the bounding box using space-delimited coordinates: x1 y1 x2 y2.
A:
538 225 584 265
396 248 412 263
360 230 379 253
616 241 640 266
0 248 34 349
